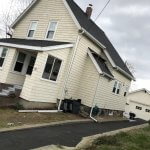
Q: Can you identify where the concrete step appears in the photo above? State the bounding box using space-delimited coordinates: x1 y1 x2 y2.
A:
2 89 10 94
14 85 22 90
8 87 15 92
0 92 8 96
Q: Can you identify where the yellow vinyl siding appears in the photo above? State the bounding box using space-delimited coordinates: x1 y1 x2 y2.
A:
20 47 71 103
64 36 102 99
12 0 78 43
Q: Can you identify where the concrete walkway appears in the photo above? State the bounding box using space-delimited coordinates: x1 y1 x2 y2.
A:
0 119 145 150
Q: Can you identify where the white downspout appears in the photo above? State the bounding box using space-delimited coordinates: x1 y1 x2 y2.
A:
58 34 83 111
90 75 101 122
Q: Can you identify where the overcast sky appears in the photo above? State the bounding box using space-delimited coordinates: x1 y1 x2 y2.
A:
0 0 150 91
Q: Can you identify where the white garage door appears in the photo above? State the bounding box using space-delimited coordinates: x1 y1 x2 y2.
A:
130 102 150 121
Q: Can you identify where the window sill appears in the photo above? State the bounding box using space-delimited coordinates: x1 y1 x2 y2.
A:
40 78 58 84
112 92 120 96
10 71 26 76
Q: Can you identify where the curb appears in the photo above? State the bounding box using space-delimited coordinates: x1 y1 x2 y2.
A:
33 123 149 150
76 123 149 149
0 119 91 133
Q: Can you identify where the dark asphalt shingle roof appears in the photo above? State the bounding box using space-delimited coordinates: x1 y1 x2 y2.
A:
66 0 134 79
89 49 114 78
0 38 70 47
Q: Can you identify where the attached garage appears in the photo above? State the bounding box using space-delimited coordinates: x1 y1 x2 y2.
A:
126 89 150 121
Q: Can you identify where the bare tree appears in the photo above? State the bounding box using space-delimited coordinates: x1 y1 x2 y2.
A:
0 0 33 38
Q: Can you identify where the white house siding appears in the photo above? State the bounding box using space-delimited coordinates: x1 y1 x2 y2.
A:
20 47 71 103
94 71 131 111
0 48 18 84
77 55 99 107
126 91 150 121
12 0 78 43
64 36 103 99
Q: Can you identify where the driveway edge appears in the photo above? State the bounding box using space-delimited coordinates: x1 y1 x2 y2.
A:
0 119 91 133
76 123 149 150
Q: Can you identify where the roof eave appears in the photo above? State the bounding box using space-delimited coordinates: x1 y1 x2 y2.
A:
11 0 38 28
116 66 136 81
0 42 73 51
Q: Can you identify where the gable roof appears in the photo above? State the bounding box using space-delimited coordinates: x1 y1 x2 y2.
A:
88 49 114 80
0 38 73 51
10 0 135 80
130 88 150 95
66 0 134 80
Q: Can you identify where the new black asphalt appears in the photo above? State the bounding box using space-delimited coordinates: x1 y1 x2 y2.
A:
0 119 146 150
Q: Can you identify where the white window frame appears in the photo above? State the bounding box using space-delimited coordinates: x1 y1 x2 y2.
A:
45 21 58 40
112 81 122 95
12 50 36 76
41 54 63 83
136 106 142 110
27 21 38 38
124 86 129 97
0 47 9 69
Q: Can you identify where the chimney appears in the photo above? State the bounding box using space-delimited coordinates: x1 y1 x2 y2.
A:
86 4 93 19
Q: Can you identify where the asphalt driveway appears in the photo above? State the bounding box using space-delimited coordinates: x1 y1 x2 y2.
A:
0 119 146 150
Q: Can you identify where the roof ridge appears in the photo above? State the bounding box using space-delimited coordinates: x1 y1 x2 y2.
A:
68 0 105 34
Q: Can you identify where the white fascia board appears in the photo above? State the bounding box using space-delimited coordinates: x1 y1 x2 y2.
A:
130 100 150 107
87 49 103 74
103 48 116 68
11 0 38 28
116 66 136 81
63 0 81 29
82 28 106 49
129 88 150 95
0 42 73 51
103 72 114 80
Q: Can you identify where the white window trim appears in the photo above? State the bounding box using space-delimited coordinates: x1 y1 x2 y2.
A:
112 81 122 95
45 20 58 40
26 21 38 39
124 85 129 97
0 47 9 70
12 50 36 76
41 54 63 83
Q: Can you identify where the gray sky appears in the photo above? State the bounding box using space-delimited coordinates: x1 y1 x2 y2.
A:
0 0 150 90
74 0 150 91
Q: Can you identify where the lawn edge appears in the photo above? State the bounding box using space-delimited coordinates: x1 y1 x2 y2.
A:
76 123 149 150
0 119 91 133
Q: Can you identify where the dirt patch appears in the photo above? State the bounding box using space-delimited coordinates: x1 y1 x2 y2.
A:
0 108 84 128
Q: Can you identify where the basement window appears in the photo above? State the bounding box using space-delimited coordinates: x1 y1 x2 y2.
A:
136 106 142 110
27 21 38 38
46 21 57 40
14 52 26 72
0 47 8 67
112 81 122 95
42 55 62 81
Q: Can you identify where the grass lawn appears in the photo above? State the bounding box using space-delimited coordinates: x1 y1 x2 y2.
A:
0 108 83 128
82 126 150 150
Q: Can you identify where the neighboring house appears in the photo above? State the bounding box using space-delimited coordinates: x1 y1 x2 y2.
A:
0 0 135 112
126 89 150 121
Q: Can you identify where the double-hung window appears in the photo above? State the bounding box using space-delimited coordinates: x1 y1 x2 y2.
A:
124 86 129 97
42 55 62 81
112 81 122 95
46 21 57 39
26 56 36 75
27 21 38 38
0 47 8 68
14 52 26 73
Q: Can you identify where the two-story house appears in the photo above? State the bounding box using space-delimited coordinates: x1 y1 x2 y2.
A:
0 0 135 114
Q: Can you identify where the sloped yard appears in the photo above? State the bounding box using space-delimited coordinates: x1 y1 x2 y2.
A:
0 108 83 128
82 126 150 150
